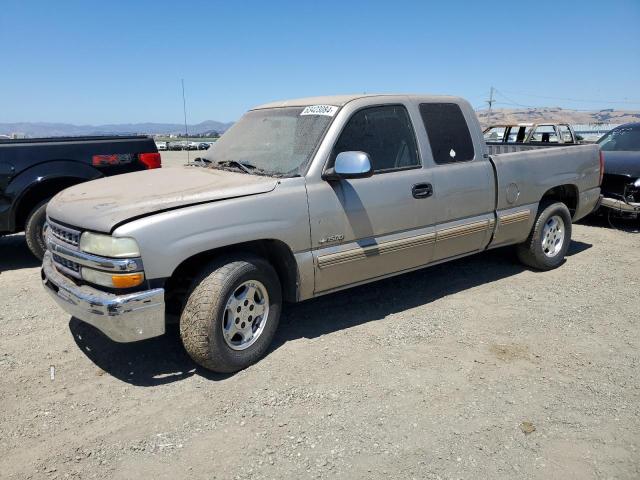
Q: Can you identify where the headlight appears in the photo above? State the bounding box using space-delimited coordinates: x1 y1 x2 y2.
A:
79 232 140 258
633 178 640 188
81 268 144 288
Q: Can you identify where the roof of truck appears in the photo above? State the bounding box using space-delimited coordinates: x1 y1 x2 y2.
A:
252 94 463 110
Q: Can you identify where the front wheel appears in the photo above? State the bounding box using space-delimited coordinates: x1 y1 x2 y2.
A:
179 256 282 373
516 202 572 270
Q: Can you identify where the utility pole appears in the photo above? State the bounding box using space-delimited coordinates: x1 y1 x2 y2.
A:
182 78 190 164
487 86 495 125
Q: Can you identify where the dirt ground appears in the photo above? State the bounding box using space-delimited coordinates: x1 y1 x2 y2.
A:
1 191 639 479
159 149 208 168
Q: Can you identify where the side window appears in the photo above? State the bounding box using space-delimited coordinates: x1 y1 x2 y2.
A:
530 125 559 143
558 125 573 143
506 125 531 143
483 126 506 142
419 103 475 164
332 105 420 172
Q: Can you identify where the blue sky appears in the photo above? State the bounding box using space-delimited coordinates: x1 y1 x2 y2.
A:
1 0 639 124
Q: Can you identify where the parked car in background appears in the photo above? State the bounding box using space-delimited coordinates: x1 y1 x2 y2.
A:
42 94 601 373
596 122 640 217
155 141 168 151
483 123 580 153
0 135 160 259
198 142 210 150
169 141 198 151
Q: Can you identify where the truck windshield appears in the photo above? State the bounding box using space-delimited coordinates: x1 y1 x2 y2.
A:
202 107 335 176
598 125 640 152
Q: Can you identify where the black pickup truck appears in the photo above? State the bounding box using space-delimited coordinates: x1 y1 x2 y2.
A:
0 136 160 259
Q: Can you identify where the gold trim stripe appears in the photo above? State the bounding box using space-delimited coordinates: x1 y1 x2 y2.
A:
318 232 436 269
317 217 496 269
435 220 490 243
499 210 530 226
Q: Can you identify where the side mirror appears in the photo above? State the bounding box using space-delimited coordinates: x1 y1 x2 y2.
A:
323 151 373 181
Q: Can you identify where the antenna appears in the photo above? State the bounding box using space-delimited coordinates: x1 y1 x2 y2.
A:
181 79 190 164
486 86 495 124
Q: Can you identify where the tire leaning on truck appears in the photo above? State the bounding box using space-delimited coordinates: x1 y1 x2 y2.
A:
180 256 282 373
517 201 572 271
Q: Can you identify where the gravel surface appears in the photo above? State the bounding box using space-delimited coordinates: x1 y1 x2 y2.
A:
160 149 207 168
1 210 639 479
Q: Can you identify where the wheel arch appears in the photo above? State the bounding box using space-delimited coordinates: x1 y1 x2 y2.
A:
7 160 102 232
539 184 579 218
13 176 91 231
164 239 299 316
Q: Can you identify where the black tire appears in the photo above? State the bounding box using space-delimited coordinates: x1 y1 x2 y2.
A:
180 256 282 373
25 199 49 261
517 201 572 270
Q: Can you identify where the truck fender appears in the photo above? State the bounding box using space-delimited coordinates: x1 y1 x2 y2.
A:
6 160 102 231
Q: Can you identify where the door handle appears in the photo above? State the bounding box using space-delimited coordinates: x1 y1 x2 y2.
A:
412 183 433 199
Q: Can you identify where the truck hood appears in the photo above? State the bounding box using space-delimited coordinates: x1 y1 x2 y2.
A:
47 166 279 232
602 151 640 178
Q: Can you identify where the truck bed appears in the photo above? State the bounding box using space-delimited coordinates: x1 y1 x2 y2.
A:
486 142 582 155
489 143 601 220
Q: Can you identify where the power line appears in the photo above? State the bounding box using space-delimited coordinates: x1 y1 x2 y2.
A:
487 88 637 112
475 86 640 113
498 89 640 105
493 90 535 109
491 100 612 113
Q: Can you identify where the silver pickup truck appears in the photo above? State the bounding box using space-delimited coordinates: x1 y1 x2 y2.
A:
42 94 602 372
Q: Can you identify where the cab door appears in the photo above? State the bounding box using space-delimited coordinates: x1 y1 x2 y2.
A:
417 102 495 262
307 104 437 294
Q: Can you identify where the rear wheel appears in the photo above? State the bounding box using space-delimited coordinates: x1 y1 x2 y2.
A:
25 199 49 261
517 201 572 270
179 256 282 373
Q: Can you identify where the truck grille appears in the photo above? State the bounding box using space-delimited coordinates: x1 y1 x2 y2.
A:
52 253 81 274
48 220 81 247
47 219 83 278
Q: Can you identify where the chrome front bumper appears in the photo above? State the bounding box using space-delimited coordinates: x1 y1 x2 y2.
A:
42 252 165 342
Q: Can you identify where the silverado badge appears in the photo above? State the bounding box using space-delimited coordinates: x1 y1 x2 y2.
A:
319 234 344 245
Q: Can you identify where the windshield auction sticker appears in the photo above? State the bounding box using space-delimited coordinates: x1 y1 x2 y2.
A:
300 105 339 116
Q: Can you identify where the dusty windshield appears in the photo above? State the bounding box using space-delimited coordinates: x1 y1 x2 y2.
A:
202 106 336 176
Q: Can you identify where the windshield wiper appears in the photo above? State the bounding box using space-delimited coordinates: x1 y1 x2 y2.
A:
216 160 258 174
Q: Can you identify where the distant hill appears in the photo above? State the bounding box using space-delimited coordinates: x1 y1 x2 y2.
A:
476 107 640 127
0 120 234 138
4 108 639 138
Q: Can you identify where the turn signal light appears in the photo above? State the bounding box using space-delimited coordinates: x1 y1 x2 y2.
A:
138 152 162 169
82 268 145 288
111 273 145 288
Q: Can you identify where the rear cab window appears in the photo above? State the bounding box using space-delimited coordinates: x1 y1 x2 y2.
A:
419 103 475 164
558 124 573 143
506 125 532 143
530 125 559 143
484 126 506 142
